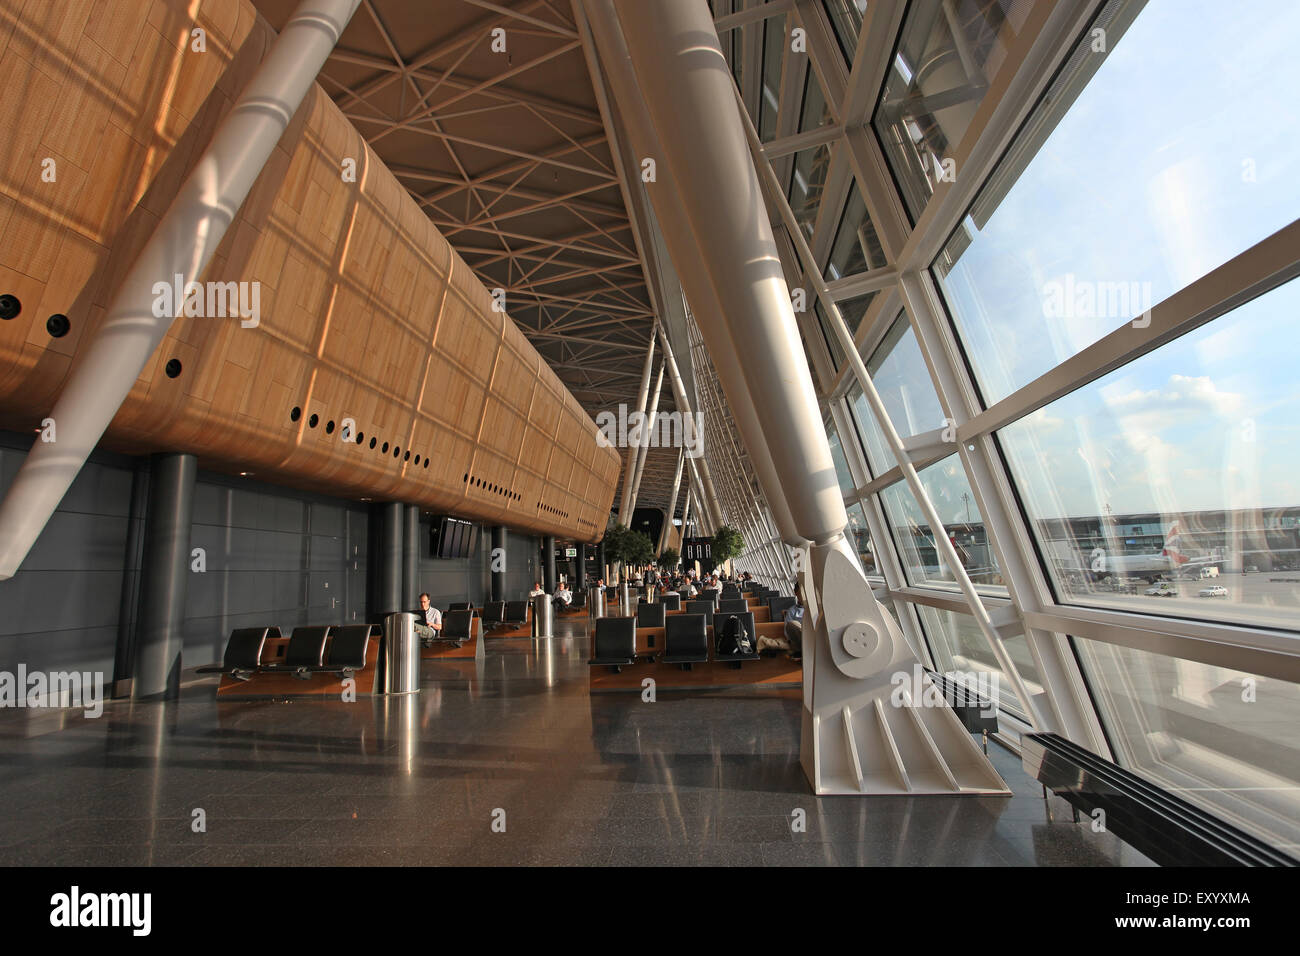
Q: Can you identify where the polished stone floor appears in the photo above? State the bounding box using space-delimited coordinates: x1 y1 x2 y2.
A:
0 621 1155 866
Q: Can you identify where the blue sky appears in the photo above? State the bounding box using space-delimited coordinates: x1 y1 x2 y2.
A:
912 0 1300 520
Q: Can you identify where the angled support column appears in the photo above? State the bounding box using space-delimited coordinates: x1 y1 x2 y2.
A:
618 329 657 523
654 322 724 530
604 0 1007 794
658 447 685 554
0 0 363 580
627 358 664 516
579 0 804 548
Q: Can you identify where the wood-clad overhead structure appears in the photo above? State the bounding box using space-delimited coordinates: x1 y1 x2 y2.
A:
0 0 618 540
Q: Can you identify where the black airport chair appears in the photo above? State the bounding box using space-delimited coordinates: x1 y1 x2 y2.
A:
718 598 749 614
196 626 281 681
448 601 473 612
636 602 666 628
684 599 715 624
713 611 760 666
768 596 796 620
720 586 741 600
570 589 587 610
588 617 637 672
504 600 530 625
261 626 331 679
481 601 506 628
314 625 375 677
661 613 709 669
660 593 682 611
439 609 474 645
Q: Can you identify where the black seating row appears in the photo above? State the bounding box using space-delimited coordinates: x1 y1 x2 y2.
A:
197 625 377 682
588 612 764 672
478 600 530 628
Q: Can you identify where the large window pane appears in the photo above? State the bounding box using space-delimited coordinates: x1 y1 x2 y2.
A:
874 0 1023 219
845 499 881 579
878 456 1006 594
934 0 1300 405
1000 277 1300 631
823 0 866 65
848 314 945 475
1075 638 1300 851
758 16 786 141
796 60 831 135
787 142 833 241
826 417 856 495
916 605 1040 720
826 185 886 279
814 300 847 373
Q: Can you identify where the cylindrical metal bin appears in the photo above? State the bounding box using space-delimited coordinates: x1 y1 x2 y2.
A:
587 585 606 627
382 612 421 695
531 593 553 638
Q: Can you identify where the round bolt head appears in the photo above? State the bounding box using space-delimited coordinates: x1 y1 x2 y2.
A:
842 621 879 659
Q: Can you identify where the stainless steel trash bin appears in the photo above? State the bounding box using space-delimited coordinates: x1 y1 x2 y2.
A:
382 612 421 695
587 585 606 627
531 593 553 638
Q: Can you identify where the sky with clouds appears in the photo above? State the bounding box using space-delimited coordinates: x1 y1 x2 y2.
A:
851 0 1300 522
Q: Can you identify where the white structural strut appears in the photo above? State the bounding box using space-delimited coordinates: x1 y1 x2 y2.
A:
608 0 1007 794
652 321 724 530
607 0 844 545
578 0 805 548
0 0 364 580
627 359 664 515
618 328 657 523
729 69 1044 729
658 446 685 554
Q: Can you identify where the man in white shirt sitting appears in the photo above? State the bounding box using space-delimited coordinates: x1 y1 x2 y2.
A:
553 583 573 609
528 581 546 598
415 592 442 645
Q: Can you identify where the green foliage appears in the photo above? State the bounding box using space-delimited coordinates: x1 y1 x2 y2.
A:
657 547 679 571
711 524 744 563
624 530 655 566
603 523 654 573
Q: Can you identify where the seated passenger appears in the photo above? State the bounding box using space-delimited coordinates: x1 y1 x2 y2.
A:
528 581 546 598
415 592 442 644
553 583 573 609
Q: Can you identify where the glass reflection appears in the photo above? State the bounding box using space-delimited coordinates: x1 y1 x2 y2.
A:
917 605 1040 720
849 314 946 475
879 456 1006 594
1075 638 1300 850
999 277 1300 630
874 0 1022 219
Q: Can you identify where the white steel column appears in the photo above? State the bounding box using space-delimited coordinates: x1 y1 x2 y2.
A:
618 328 657 523
627 358 664 515
658 447 686 554
607 0 1006 794
654 322 724 529
0 0 364 580
578 0 805 548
